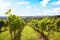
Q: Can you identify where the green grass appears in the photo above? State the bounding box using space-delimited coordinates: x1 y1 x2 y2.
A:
50 32 60 40
21 25 38 40
0 31 10 40
0 25 60 40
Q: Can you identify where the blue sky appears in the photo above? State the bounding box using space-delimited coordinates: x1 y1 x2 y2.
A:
0 0 60 16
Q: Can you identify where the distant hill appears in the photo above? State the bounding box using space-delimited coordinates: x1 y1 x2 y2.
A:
0 16 7 20
0 15 60 20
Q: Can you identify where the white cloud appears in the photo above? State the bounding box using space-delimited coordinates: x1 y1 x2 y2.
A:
0 0 11 16
35 13 40 16
10 7 60 16
0 2 11 9
40 0 50 7
36 8 40 11
0 0 2 3
50 0 60 6
52 8 60 14
6 6 60 16
26 5 31 9
0 0 11 9
18 2 30 5
53 8 60 11
43 8 60 15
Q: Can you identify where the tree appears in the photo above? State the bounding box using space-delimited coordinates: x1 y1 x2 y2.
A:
8 15 19 40
0 20 5 32
5 9 11 15
5 9 25 40
8 14 25 40
5 9 13 40
3 20 8 30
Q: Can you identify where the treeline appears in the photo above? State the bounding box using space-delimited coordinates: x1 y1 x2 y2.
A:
0 20 8 32
0 9 60 40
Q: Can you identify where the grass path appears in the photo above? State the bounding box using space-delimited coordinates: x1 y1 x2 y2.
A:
21 25 38 40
